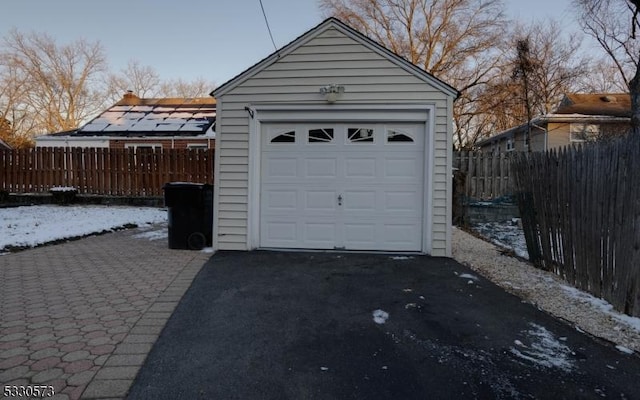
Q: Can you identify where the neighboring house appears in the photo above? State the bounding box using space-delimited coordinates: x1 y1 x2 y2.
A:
35 92 216 150
477 93 631 153
212 17 458 256
0 137 11 150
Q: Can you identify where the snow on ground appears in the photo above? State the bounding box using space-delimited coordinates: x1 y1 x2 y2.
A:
464 203 640 353
509 323 575 372
372 309 389 324
453 227 640 354
560 285 640 332
472 220 529 259
0 205 167 253
132 227 168 241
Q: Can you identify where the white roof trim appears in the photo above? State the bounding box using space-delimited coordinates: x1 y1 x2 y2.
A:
213 18 458 99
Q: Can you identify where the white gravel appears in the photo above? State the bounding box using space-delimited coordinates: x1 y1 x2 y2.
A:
452 227 640 354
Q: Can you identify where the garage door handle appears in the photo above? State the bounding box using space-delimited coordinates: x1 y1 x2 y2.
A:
337 194 343 206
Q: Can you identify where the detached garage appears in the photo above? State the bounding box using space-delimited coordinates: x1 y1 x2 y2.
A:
212 18 458 256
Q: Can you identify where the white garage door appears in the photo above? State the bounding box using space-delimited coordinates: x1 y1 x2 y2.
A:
260 122 425 251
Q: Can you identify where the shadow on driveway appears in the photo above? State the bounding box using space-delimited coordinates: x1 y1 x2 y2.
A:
128 251 640 399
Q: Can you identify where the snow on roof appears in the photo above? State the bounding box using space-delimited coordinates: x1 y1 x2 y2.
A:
76 96 216 137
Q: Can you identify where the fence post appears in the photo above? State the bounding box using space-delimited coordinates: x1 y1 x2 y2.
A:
452 169 467 226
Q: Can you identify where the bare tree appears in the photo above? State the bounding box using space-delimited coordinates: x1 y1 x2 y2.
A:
0 54 38 147
513 37 537 151
524 22 590 115
466 20 589 147
578 57 629 91
106 61 215 101
105 60 162 103
319 0 508 149
159 77 215 98
575 0 640 130
0 30 107 137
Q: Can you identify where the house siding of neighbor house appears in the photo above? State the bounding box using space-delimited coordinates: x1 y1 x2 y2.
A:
213 18 457 256
477 93 631 153
108 138 214 150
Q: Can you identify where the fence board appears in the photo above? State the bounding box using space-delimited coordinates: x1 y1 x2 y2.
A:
512 135 640 317
454 151 514 200
0 147 214 197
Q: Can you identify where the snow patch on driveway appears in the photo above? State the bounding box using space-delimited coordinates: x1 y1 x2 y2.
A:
133 227 168 241
390 256 413 260
372 309 389 324
510 323 575 372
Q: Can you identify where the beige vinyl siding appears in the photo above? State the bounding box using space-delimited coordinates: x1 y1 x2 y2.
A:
547 123 571 150
530 130 547 152
215 25 453 255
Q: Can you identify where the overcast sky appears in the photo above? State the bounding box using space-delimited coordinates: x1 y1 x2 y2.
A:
1 0 579 87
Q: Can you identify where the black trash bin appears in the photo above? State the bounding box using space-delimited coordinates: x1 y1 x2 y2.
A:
163 182 213 250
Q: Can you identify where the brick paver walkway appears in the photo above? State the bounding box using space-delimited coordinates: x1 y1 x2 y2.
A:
0 224 211 399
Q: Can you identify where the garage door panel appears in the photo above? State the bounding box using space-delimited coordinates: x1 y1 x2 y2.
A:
265 157 298 179
305 158 338 178
385 223 421 243
344 158 377 178
264 190 298 212
263 220 297 242
305 190 338 211
343 223 377 248
303 222 336 246
384 157 421 179
342 190 376 212
384 191 420 212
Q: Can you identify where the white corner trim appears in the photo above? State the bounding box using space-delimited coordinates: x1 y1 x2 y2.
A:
423 104 436 255
247 106 261 250
211 100 223 251
445 96 454 257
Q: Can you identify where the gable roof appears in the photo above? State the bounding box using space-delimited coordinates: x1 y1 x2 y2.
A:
556 93 630 117
213 17 459 99
67 93 216 137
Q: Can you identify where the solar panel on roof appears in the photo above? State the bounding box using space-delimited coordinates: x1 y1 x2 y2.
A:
155 123 184 131
192 112 216 118
101 111 126 119
77 99 215 135
122 112 146 119
170 112 194 118
80 122 109 132
178 122 208 131
147 112 171 120
131 106 154 112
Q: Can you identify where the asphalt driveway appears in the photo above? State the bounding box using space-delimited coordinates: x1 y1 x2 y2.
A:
128 251 640 400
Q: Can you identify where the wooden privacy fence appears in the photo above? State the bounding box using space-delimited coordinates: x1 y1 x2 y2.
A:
0 147 215 197
454 151 513 200
512 135 640 317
